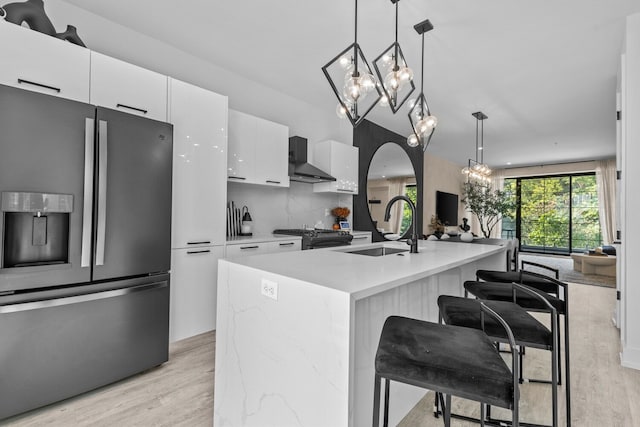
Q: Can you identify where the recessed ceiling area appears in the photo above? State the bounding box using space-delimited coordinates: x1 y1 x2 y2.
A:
61 0 640 168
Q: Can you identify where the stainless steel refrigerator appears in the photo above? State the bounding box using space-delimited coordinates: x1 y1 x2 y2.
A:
0 84 173 419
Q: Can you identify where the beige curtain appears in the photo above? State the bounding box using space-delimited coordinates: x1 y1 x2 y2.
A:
596 159 617 245
388 177 406 234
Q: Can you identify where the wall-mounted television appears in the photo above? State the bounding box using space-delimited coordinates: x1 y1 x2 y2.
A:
436 191 459 227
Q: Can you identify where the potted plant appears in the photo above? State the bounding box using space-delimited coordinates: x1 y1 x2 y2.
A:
462 181 516 238
428 215 445 238
331 207 350 230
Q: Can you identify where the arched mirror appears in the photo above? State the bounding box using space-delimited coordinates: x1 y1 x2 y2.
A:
367 143 416 240
353 120 424 243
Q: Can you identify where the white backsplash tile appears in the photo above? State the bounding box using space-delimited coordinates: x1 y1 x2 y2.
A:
227 181 353 235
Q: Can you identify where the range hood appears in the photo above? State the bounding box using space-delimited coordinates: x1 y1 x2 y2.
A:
288 136 336 184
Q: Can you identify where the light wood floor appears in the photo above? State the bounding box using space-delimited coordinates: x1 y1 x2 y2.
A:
4 283 639 427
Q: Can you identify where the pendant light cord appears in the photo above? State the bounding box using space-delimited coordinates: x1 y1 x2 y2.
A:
475 116 479 163
353 0 359 76
421 33 425 115
394 1 399 70
480 118 485 164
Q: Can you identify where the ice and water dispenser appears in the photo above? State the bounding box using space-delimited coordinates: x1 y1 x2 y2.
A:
1 192 72 268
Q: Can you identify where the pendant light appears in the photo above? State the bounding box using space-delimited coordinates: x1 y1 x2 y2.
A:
373 0 415 113
406 19 437 151
462 111 492 182
322 0 382 127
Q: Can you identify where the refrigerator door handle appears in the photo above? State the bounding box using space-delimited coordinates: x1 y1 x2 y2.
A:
81 118 95 267
0 281 167 314
96 120 108 266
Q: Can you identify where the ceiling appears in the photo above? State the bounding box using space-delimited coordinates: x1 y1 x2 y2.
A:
63 0 640 169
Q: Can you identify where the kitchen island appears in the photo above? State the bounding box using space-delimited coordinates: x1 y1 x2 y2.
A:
214 239 511 427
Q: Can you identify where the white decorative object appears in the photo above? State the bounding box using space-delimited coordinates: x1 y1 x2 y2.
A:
460 232 474 242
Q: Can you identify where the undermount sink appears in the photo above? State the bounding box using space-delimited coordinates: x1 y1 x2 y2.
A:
346 247 408 257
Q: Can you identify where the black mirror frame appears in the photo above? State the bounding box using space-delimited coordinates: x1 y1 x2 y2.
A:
353 120 424 242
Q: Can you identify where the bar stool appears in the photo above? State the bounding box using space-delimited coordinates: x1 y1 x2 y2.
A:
473 269 566 384
437 283 559 427
465 274 571 427
372 307 520 427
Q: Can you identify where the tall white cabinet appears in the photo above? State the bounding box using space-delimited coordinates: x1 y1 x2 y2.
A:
169 78 228 342
618 13 640 370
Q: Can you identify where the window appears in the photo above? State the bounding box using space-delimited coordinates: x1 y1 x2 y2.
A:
502 173 601 254
401 185 417 232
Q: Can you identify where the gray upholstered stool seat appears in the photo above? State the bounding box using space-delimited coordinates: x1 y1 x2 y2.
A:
438 294 559 427
373 314 519 427
476 269 559 295
465 280 565 314
438 295 553 349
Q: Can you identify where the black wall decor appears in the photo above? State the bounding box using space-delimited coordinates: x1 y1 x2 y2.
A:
353 120 424 242
1 0 86 47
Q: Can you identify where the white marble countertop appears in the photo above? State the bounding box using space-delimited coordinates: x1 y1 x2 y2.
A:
223 239 509 300
225 233 301 245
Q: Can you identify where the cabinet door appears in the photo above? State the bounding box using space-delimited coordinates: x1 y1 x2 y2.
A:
255 118 290 187
170 246 224 342
0 21 90 102
350 233 372 246
227 110 256 183
225 242 269 258
90 51 168 121
313 140 359 194
169 79 228 248
266 239 301 253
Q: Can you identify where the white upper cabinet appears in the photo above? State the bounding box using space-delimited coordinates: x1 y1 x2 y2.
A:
169 78 228 248
90 51 168 121
0 21 90 102
313 140 359 194
227 109 290 187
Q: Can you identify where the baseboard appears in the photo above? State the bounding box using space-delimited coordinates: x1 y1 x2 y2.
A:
620 346 640 370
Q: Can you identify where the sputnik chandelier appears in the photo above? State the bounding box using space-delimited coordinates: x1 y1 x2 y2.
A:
372 0 415 113
323 0 437 143
406 19 437 151
322 0 382 127
462 111 492 181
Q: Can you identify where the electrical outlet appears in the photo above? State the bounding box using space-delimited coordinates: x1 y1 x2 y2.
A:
325 208 330 217
261 279 278 300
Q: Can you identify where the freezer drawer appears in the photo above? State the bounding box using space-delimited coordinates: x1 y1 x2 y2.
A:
0 275 170 420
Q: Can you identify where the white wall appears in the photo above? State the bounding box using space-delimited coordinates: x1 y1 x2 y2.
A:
227 182 352 235
424 153 467 234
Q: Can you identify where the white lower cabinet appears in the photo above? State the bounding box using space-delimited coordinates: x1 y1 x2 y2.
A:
170 245 224 342
225 238 301 258
350 231 372 246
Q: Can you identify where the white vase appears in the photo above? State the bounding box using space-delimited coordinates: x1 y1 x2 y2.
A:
460 232 474 242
